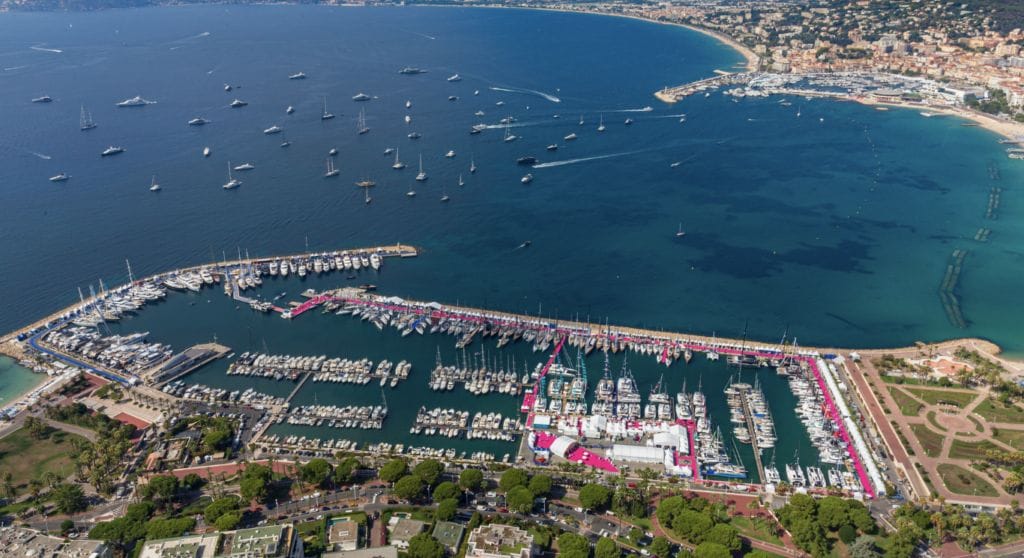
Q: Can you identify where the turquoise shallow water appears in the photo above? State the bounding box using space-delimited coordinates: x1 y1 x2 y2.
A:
0 356 44 408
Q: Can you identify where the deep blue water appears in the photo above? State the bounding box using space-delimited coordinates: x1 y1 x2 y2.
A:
2 4 1023 356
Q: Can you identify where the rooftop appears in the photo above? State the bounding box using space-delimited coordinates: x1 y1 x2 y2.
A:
389 518 426 542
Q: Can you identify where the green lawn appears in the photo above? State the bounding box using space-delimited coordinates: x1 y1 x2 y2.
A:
0 427 85 495
890 388 924 416
948 439 1001 460
910 424 945 458
903 387 978 408
730 515 784 546
936 464 999 497
993 428 1024 450
975 399 1024 424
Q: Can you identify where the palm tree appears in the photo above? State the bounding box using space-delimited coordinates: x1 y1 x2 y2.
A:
0 471 14 500
28 479 43 501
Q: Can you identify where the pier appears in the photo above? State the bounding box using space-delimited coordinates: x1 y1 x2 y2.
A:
285 372 313 405
150 343 232 386
739 390 767 484
654 73 755 103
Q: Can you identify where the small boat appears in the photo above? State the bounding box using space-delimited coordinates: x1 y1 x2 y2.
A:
518 240 531 249
224 84 232 91
80 105 97 130
517 156 536 165
496 101 505 106
469 124 487 135
564 133 577 141
458 174 465 187
405 115 412 124
597 114 606 132
406 189 416 197
399 67 425 75
624 118 634 125
416 155 427 181
352 92 371 101
280 137 290 148
286 106 295 114
188 117 208 126
203 147 211 157
445 150 456 158
474 90 479 95
223 162 242 189
355 178 376 188
392 149 406 170
670 161 681 168
408 132 422 139
357 108 370 134
546 144 558 151
263 125 282 134
101 146 125 157
149 175 161 192
675 222 686 238
117 95 153 107
521 174 533 184
321 97 335 120
288 71 306 80
469 157 477 174
405 100 412 109
229 99 247 108
233 162 255 171
384 147 395 155
578 114 584 125
32 96 52 103
325 158 340 178
329 148 338 156
447 74 461 82
49 173 69 182
440 184 450 202
474 110 485 117
448 95 458 101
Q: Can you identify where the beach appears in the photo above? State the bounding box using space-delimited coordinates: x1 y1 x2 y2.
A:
854 95 1024 141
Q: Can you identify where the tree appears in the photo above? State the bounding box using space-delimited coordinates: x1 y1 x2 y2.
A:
0 471 14 500
817 496 850 531
657 495 686 525
528 474 553 497
507 486 535 514
578 483 611 511
671 509 714 544
52 483 86 515
334 457 360 485
848 535 882 558
24 416 49 440
394 475 424 501
379 459 408 483
460 468 485 492
432 481 460 502
847 500 877 534
214 511 242 531
499 468 529 492
777 493 818 528
60 519 75 536
407 532 445 558
300 458 333 488
838 524 858 544
239 463 273 504
595 537 620 558
557 532 591 558
694 542 731 558
650 536 671 558
887 520 924 558
204 496 240 523
182 473 204 491
145 517 195 540
744 551 776 558
789 518 829 557
436 498 458 521
704 524 741 553
413 459 445 486
143 475 180 508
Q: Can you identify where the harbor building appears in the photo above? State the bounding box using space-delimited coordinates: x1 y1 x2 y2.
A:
139 524 302 558
466 524 534 558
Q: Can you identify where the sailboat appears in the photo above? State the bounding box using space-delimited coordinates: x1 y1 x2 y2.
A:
149 175 161 192
458 174 464 187
223 162 242 189
325 158 340 178
357 108 369 134
469 156 477 174
392 149 405 169
364 187 372 204
675 222 686 237
578 114 584 126
415 154 427 181
440 183 450 202
503 120 517 143
406 187 416 197
597 114 605 132
79 105 96 131
321 96 335 120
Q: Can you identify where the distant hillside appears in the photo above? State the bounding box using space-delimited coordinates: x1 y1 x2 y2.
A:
960 0 1024 34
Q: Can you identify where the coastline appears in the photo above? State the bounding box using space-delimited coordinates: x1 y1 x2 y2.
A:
852 95 1024 141
0 355 46 409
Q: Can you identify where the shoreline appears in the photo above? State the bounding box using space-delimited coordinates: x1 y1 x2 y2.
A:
0 356 47 409
851 95 1024 141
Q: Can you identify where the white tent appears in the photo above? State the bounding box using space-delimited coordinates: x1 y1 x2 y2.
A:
549 436 579 459
611 444 666 463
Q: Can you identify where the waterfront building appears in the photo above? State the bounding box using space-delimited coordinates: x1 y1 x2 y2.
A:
138 525 302 558
466 524 534 558
0 526 113 558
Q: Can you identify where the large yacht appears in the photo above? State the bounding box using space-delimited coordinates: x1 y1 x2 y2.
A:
229 99 248 108
352 93 371 101
101 146 125 157
117 95 152 107
288 72 306 80
49 173 69 182
188 117 208 126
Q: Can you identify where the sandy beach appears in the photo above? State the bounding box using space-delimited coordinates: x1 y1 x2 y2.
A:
854 95 1024 141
